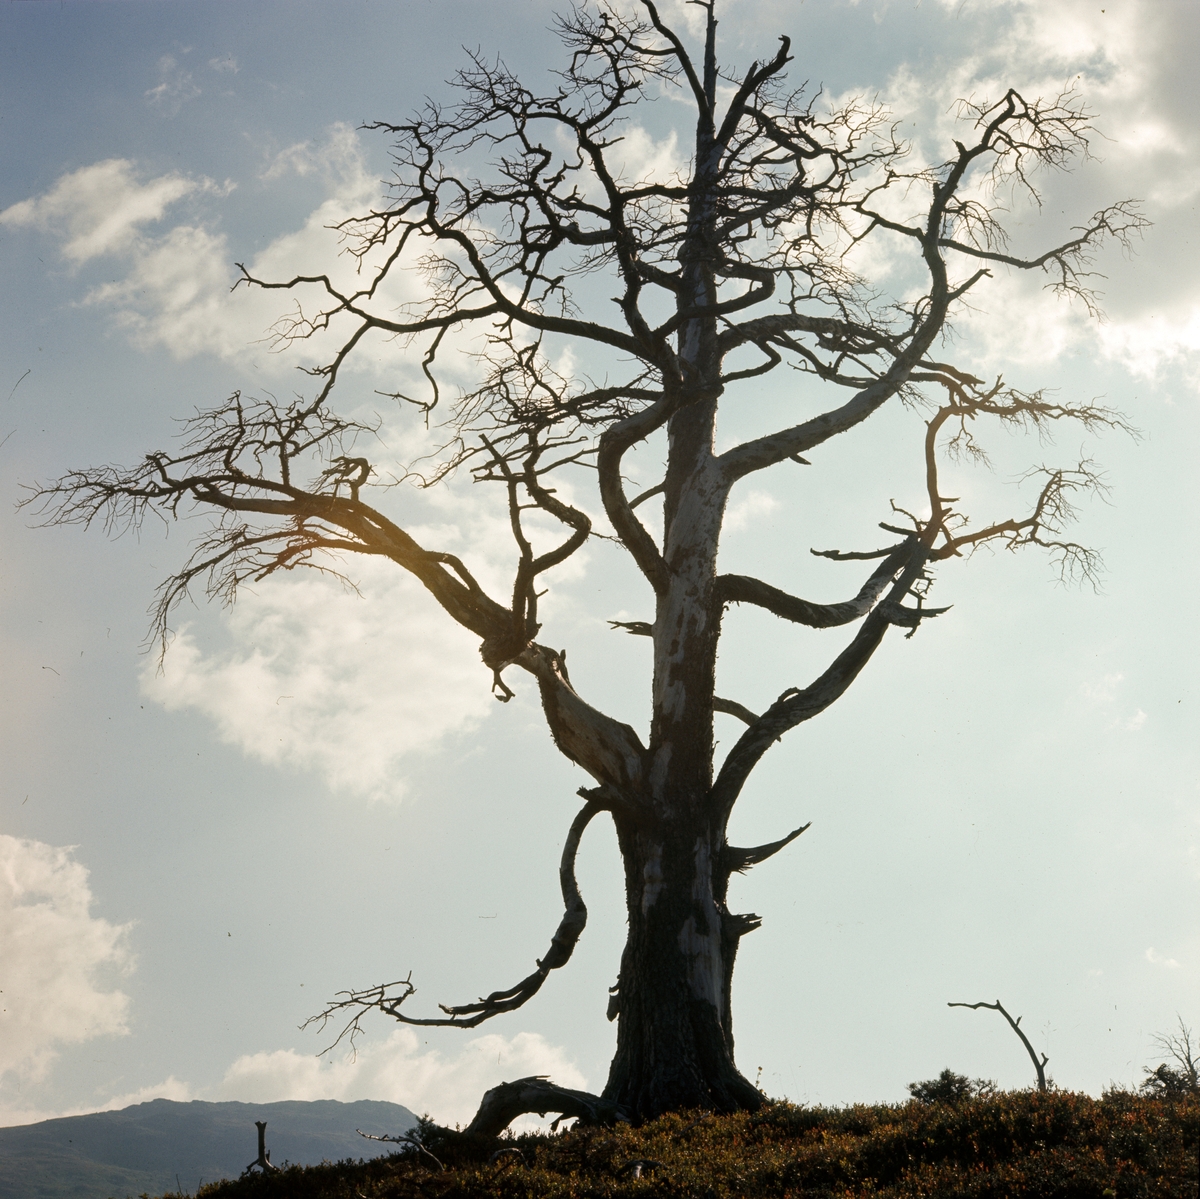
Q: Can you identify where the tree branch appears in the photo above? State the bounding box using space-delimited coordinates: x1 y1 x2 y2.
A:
464 1076 629 1139
304 800 605 1040
716 538 914 628
516 646 647 791
713 696 759 725
711 548 936 822
723 822 810 873
948 999 1049 1091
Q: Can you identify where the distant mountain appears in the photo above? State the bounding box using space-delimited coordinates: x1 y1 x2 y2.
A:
0 1097 418 1199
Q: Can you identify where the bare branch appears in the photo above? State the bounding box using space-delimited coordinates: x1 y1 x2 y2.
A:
716 538 916 628
949 999 1049 1091
724 822 810 873
356 1129 444 1170
303 800 605 1041
713 696 759 725
608 619 653 637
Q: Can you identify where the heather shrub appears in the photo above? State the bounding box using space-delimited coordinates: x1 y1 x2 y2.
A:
188 1090 1199 1199
907 1069 998 1106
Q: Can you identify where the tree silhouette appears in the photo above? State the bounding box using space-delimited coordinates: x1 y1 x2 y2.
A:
30 1 1141 1125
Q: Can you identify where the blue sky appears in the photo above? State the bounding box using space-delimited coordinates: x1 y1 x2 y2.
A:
1 0 1197 1129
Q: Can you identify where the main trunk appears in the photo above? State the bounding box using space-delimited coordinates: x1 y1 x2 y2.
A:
601 55 761 1117
602 816 761 1117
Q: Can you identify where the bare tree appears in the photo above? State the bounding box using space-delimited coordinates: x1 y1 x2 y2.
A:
29 2 1141 1124
1140 1018 1200 1098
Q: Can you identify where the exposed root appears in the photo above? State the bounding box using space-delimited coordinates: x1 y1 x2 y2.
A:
464 1076 631 1139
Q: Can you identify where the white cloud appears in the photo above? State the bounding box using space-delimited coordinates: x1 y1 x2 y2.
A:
72 126 405 371
219 1028 586 1129
1098 307 1200 384
142 556 498 802
0 1026 583 1132
209 55 239 75
85 223 244 356
1145 947 1180 969
1 127 402 374
724 489 781 535
261 122 371 182
145 53 200 115
1080 672 1124 705
1078 672 1148 732
0 160 210 264
0 836 133 1085
608 126 685 188
846 0 1200 386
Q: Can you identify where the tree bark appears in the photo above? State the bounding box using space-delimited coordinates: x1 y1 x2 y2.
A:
603 815 761 1117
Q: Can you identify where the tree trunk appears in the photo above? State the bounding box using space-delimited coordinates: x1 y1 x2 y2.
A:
603 816 761 1117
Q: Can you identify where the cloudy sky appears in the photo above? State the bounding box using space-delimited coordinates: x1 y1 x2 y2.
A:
1 0 1197 1130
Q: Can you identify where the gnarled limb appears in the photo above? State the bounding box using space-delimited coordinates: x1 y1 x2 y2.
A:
709 535 944 825
439 799 602 1019
723 823 810 873
517 645 647 792
716 537 916 629
464 1076 630 1139
949 999 1049 1091
305 801 605 1042
596 397 674 595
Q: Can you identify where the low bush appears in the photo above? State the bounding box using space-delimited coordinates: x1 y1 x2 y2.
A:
176 1090 1198 1199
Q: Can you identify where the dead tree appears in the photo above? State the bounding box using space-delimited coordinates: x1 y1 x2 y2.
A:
949 999 1049 1091
29 1 1141 1125
243 1121 279 1174
1140 1018 1200 1098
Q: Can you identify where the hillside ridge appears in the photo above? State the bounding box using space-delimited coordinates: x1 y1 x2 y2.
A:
0 1097 418 1199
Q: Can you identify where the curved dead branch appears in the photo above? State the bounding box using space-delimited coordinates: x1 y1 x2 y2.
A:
304 801 605 1042
517 646 647 792
716 538 915 628
710 546 938 822
949 998 1049 1091
464 1075 630 1139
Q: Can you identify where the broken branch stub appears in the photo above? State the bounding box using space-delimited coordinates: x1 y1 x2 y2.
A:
243 1121 279 1175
